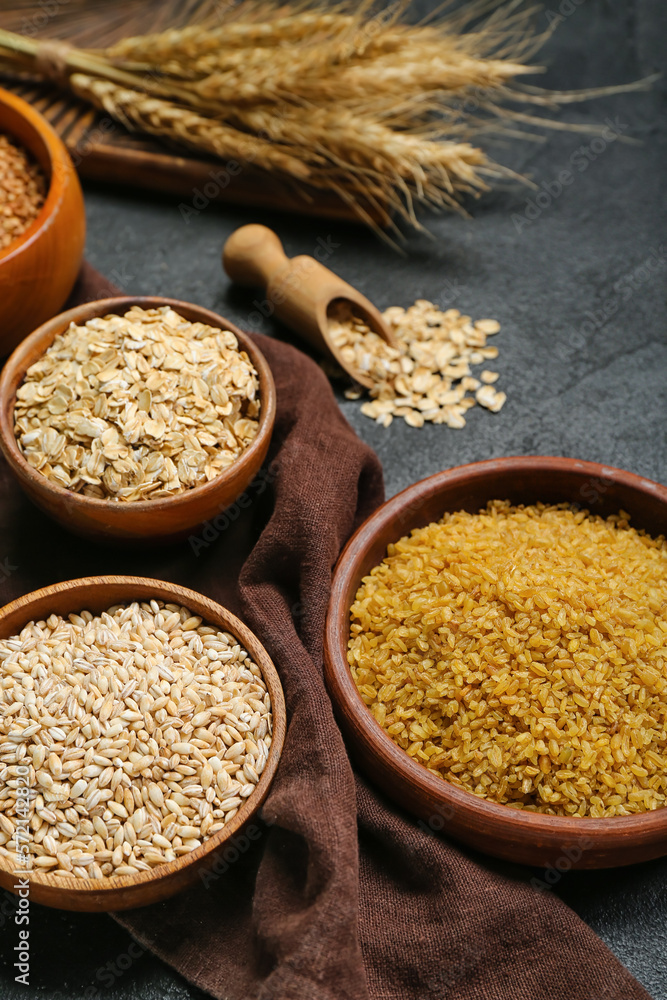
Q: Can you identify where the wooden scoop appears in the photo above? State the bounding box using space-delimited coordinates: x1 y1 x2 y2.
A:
222 224 398 388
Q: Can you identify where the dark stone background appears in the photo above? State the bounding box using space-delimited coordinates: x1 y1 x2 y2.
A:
0 0 665 997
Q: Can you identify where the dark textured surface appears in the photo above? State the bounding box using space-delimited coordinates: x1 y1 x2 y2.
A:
63 2 667 501
1 0 666 998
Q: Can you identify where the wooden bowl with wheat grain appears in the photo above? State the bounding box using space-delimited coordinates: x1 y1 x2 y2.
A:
0 87 85 353
0 575 286 911
0 296 276 544
324 456 667 869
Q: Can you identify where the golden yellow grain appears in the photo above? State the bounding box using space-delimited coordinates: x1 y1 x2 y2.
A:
348 502 667 817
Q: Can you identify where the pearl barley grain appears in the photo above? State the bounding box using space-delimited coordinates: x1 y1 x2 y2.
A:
0 601 272 879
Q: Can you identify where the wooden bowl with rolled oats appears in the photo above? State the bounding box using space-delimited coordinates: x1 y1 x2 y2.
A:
0 575 286 911
0 87 85 353
0 296 276 544
324 456 667 869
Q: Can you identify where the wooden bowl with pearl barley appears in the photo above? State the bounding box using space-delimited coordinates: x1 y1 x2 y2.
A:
0 87 85 353
0 296 276 544
324 456 667 869
0 575 286 911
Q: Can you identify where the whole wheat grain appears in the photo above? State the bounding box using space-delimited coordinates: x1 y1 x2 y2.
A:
0 132 46 251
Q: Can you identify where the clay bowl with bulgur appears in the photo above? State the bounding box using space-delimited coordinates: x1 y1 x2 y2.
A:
0 87 85 352
0 296 276 544
0 575 286 911
324 456 667 868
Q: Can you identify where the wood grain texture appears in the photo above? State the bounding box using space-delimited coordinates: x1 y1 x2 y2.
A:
0 575 286 911
223 224 397 389
324 456 667 869
0 85 85 352
0 296 277 545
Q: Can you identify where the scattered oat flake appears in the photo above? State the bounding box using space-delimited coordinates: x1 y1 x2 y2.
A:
328 300 505 429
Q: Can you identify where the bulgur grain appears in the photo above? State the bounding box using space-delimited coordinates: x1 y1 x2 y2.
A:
348 502 667 817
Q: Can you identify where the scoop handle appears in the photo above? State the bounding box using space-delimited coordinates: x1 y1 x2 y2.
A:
222 224 289 288
222 223 398 387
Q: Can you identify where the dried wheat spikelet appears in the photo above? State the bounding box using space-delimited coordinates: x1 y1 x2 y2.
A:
69 74 312 181
0 1 653 242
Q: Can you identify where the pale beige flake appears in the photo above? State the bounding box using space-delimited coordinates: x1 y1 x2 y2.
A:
475 318 501 334
13 306 260 501
475 385 507 412
327 299 505 429
0 601 273 879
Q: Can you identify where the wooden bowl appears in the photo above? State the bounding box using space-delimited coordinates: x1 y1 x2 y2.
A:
0 575 286 911
0 86 85 354
324 456 667 869
0 296 276 544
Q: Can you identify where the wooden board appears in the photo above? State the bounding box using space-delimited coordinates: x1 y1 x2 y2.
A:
0 1 379 223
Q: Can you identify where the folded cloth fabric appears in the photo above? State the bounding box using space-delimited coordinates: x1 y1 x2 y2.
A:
0 264 649 1000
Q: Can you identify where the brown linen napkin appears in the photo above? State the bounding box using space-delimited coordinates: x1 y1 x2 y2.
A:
0 264 650 1000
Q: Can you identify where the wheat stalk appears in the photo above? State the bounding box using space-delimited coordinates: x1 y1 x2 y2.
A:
103 12 358 61
167 46 536 105
70 73 494 229
69 73 313 181
0 0 652 241
228 103 501 211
